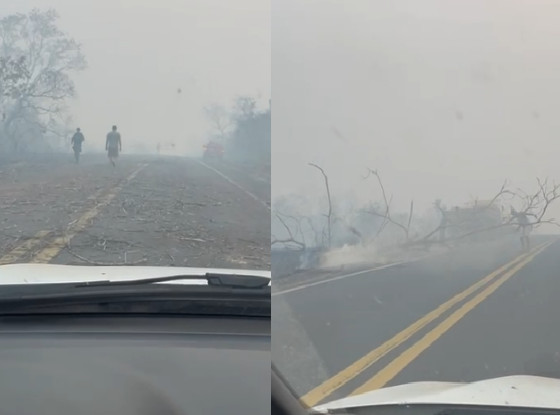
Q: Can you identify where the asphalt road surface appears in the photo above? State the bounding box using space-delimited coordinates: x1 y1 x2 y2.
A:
0 153 270 270
272 235 560 407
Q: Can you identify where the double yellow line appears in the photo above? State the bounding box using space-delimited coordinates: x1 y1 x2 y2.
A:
301 240 553 407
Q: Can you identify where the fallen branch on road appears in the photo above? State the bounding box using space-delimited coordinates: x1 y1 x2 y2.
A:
176 236 206 243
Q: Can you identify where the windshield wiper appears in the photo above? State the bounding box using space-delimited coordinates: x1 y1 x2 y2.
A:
0 273 270 317
74 273 271 289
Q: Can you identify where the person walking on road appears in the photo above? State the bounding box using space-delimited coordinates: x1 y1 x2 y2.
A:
511 207 532 250
71 128 85 164
106 125 122 167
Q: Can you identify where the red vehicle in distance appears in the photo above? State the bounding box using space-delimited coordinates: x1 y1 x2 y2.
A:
203 140 224 161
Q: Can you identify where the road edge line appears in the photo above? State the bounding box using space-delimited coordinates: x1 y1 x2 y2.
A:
273 254 440 296
195 159 270 211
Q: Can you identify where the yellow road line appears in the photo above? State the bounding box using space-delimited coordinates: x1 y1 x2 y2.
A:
0 230 52 265
300 242 547 407
0 179 114 265
351 240 553 395
31 163 147 264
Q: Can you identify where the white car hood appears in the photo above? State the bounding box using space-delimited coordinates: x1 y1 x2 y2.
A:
0 263 270 285
315 376 560 412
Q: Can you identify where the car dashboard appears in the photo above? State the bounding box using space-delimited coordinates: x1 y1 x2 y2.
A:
0 314 270 415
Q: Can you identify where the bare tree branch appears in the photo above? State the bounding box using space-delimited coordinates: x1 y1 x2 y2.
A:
406 200 414 234
479 180 515 209
535 177 560 222
309 163 333 248
271 212 306 250
363 168 413 241
413 177 560 249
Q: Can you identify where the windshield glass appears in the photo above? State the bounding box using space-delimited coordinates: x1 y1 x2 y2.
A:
272 0 560 409
0 0 270 284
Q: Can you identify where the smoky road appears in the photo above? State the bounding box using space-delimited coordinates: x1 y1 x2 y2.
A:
272 235 560 407
0 154 270 270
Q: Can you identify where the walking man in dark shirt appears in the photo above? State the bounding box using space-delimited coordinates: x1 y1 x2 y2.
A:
71 128 85 164
106 125 122 167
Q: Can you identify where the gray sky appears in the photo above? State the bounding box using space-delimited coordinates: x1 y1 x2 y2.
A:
1 0 270 154
273 0 560 219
